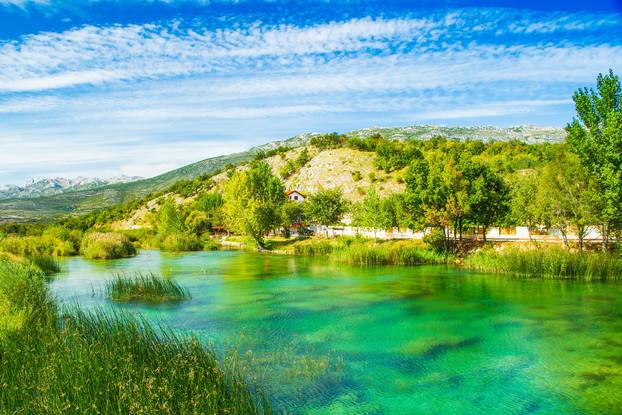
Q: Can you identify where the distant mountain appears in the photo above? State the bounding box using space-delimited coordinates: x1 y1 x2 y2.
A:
348 125 566 144
0 125 565 223
0 176 142 200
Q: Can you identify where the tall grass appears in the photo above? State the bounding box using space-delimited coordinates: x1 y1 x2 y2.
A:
291 238 447 266
0 235 75 257
81 232 137 259
0 258 270 414
292 239 335 256
107 271 191 304
159 233 203 252
464 246 622 280
28 255 61 275
333 241 447 266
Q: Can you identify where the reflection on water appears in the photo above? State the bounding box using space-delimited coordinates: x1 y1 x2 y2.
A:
51 250 622 414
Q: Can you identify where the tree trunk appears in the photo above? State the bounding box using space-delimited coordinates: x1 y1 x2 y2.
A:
601 223 609 252
482 226 487 242
459 218 463 241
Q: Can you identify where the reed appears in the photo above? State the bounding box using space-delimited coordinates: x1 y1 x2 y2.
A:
0 235 75 257
81 232 137 259
464 246 622 280
160 233 203 252
292 239 335 256
290 237 447 265
106 271 191 304
28 255 61 275
333 240 447 266
0 259 270 414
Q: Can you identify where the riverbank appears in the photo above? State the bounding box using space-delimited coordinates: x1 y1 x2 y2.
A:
0 257 270 414
232 236 622 280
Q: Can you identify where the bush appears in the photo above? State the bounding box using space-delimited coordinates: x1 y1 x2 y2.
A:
0 235 75 257
80 232 137 259
106 272 190 304
160 233 203 252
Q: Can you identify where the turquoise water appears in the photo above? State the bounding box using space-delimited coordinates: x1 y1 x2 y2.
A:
51 250 622 414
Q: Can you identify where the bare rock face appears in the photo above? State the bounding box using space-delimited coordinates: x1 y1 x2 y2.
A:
0 175 142 200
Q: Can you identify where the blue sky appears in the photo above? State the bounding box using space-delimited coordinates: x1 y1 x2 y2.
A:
1 0 621 185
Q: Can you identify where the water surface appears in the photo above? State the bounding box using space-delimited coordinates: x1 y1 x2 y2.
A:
51 250 622 414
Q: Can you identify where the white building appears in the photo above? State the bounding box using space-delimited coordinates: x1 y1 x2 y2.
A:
286 190 306 202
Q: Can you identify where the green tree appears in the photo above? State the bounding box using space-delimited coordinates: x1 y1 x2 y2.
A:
304 188 348 229
566 70 622 250
196 191 224 229
508 173 540 235
536 152 596 252
281 201 306 236
156 199 184 235
468 163 509 242
222 161 286 248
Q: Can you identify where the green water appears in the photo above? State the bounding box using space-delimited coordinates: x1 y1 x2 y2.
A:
51 250 622 414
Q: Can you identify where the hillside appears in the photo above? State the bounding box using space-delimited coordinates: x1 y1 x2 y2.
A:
0 125 565 223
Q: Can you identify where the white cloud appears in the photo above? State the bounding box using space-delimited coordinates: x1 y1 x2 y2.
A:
0 9 620 183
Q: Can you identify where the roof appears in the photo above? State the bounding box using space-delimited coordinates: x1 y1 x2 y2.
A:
285 190 306 197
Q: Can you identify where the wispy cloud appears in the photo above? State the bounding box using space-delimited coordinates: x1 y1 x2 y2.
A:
0 7 621 184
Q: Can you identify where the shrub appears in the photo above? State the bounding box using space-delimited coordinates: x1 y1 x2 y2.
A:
160 233 203 252
106 272 190 304
0 235 75 257
80 232 137 259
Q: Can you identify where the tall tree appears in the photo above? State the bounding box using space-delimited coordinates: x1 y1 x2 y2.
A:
468 163 509 242
536 152 596 252
222 161 285 248
566 70 622 250
304 188 348 229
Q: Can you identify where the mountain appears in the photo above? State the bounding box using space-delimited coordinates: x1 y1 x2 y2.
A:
0 125 565 223
0 176 142 200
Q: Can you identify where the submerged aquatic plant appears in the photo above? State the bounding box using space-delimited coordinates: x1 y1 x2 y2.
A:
106 271 191 304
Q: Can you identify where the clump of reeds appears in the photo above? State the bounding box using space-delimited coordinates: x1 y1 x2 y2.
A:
28 255 61 275
80 232 137 259
106 271 191 304
464 246 622 280
159 233 204 252
0 235 75 257
292 239 335 256
332 240 447 266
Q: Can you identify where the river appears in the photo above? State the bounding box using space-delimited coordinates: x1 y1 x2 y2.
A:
51 250 622 414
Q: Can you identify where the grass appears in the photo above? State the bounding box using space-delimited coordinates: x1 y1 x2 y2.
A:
159 233 203 252
107 271 191 304
0 234 75 257
333 240 447 266
81 232 137 259
464 245 622 280
290 237 448 266
28 255 61 275
0 258 271 414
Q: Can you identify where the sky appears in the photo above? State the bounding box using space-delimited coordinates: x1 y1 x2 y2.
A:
0 0 621 185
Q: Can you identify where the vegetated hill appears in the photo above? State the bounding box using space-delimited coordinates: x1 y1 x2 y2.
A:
0 133 313 223
0 125 564 223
